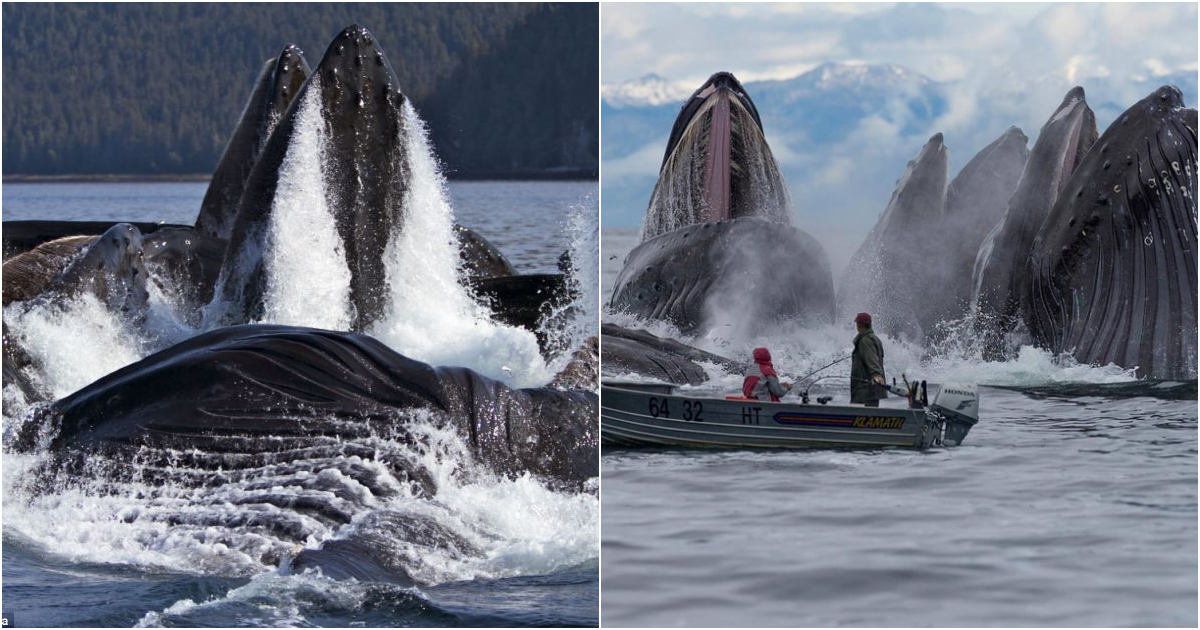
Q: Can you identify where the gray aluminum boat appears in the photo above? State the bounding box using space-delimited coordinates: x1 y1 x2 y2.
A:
601 380 979 450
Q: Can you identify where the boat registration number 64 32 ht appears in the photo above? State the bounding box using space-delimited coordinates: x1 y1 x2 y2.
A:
601 380 979 450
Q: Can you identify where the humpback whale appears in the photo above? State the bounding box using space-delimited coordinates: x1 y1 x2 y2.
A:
2 234 104 402
217 25 410 331
455 223 518 279
642 72 790 240
1026 86 1197 379
972 87 1098 334
4 223 150 318
14 324 598 488
610 72 834 337
2 218 555 336
141 226 227 317
940 127 1029 325
2 224 151 403
3 23 598 596
611 217 835 336
837 127 1028 342
600 323 738 386
195 45 311 243
837 133 949 341
2 220 192 260
2 235 99 307
2 221 224 323
8 326 597 580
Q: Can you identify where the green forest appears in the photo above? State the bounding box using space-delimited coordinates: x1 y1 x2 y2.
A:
2 2 598 177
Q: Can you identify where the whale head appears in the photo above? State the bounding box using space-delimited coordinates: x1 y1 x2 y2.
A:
640 71 790 240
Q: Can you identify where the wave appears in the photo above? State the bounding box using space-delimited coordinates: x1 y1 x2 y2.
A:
601 306 1193 399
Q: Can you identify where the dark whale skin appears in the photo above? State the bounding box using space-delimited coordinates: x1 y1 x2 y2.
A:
195 45 311 243
837 133 948 341
972 87 1098 331
18 324 598 488
219 25 410 331
1027 86 1197 380
612 217 835 336
641 72 791 240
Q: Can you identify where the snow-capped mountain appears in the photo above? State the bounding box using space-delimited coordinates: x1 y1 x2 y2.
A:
600 73 694 108
602 62 949 163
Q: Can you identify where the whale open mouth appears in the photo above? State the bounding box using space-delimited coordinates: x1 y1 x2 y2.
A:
675 74 760 224
640 71 789 241
703 93 732 222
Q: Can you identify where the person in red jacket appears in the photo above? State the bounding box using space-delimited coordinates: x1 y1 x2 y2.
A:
742 347 792 402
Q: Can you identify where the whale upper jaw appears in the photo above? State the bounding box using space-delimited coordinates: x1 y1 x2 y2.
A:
661 71 763 170
641 71 791 240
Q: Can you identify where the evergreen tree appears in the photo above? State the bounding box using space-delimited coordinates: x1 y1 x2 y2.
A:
1 2 597 177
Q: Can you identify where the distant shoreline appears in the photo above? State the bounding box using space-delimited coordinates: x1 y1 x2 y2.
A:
2 170 598 184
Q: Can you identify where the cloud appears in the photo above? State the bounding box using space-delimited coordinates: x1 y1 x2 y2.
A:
601 141 663 179
602 2 1197 85
600 3 649 40
1101 2 1180 38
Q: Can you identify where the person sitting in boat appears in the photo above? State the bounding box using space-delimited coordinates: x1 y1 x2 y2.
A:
851 312 888 408
743 347 792 402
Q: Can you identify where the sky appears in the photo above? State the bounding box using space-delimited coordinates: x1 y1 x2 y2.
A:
601 2 1197 87
599 2 1199 275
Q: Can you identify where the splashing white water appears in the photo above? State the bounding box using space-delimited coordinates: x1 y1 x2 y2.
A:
374 421 598 583
605 304 1146 396
261 82 353 329
2 410 597 586
3 294 146 400
371 103 549 387
541 194 601 377
134 570 367 628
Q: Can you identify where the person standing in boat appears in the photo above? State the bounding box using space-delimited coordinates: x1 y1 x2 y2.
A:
851 312 888 407
743 347 792 402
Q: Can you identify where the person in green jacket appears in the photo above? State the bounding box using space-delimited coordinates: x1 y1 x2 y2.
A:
850 312 888 407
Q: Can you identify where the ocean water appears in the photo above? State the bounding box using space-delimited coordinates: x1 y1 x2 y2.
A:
1 179 599 628
601 227 1197 627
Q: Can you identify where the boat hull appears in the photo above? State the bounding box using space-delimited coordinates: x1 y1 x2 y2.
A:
601 382 939 450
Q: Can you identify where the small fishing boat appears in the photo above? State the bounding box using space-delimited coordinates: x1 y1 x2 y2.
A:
601 379 979 450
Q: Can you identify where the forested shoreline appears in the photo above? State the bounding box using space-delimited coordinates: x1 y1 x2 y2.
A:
2 3 598 178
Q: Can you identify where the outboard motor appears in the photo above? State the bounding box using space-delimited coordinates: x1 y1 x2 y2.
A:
927 383 979 446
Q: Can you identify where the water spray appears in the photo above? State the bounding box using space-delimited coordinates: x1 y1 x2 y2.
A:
790 354 851 403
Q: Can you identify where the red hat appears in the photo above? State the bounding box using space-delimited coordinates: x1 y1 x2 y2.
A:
854 312 872 325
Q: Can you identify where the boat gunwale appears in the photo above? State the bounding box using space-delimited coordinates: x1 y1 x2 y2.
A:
601 412 921 448
600 407 923 439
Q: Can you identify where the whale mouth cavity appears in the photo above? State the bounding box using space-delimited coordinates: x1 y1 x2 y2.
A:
702 94 733 222
638 71 791 242
1053 101 1091 205
662 84 773 225
661 71 763 170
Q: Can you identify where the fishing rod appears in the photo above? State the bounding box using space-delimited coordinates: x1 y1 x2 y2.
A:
784 355 850 403
795 355 851 385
